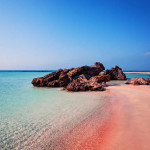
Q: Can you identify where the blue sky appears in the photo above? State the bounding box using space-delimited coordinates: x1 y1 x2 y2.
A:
0 0 150 70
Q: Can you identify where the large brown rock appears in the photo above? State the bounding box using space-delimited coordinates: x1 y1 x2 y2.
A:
88 82 106 91
48 80 59 87
146 78 150 84
103 66 126 80
32 62 105 89
32 77 44 87
32 62 125 91
66 74 89 91
66 74 106 91
32 69 72 87
90 74 110 82
67 62 105 78
126 78 149 85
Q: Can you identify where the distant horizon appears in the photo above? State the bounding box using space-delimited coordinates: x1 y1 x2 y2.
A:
1 69 150 72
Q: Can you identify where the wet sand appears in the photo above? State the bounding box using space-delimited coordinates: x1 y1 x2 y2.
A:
49 92 119 150
49 84 150 150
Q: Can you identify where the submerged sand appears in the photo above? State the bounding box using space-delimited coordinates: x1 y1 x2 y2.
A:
49 84 150 150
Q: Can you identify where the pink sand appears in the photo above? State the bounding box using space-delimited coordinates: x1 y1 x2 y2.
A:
49 84 150 150
124 72 150 74
102 84 150 150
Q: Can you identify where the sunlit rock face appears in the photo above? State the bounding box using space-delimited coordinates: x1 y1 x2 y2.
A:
32 62 107 91
103 66 126 80
32 62 126 91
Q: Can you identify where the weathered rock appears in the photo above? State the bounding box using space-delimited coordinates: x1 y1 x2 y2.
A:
32 77 45 87
66 74 106 91
88 82 106 91
88 62 105 76
103 66 126 80
48 80 59 87
32 62 125 91
32 62 105 88
67 62 105 78
90 74 110 83
66 75 89 91
146 78 150 84
32 69 72 87
59 72 70 85
126 78 149 85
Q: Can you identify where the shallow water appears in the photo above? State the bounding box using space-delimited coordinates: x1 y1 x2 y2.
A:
0 72 112 149
125 72 150 79
0 72 149 149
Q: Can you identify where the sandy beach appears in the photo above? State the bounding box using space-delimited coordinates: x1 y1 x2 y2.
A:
1 0 150 149
124 72 150 74
101 84 150 150
1 71 150 149
49 84 150 150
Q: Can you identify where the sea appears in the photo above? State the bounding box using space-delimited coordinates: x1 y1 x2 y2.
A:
0 71 150 149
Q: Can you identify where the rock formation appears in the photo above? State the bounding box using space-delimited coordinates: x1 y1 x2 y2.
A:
103 66 126 80
66 74 108 91
32 62 127 91
146 78 150 84
32 62 107 91
125 78 150 85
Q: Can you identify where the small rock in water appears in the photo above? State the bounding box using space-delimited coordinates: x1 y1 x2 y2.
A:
126 77 149 85
146 78 150 84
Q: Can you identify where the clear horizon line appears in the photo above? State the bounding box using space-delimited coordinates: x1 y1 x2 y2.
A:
1 70 150 72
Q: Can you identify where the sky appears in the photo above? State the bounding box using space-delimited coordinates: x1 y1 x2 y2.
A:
0 0 150 71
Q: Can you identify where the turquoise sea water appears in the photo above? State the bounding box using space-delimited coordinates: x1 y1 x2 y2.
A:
0 72 150 149
126 73 150 79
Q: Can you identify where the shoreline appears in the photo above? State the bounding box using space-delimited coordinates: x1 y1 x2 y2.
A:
48 91 120 150
124 72 150 74
101 84 150 150
1 70 150 149
47 84 150 150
